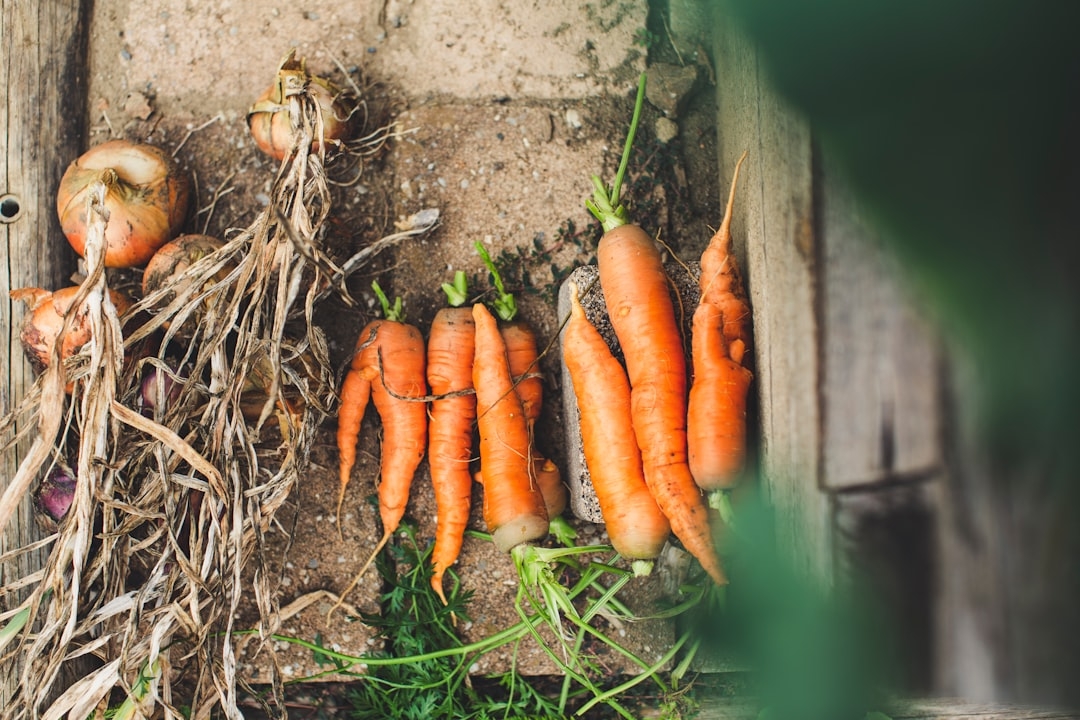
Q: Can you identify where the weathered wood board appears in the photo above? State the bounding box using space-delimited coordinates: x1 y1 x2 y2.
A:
0 0 88 706
819 154 943 489
711 5 832 585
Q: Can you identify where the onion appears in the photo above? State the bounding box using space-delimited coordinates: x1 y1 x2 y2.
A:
57 139 192 268
139 364 184 414
34 465 78 526
141 233 233 323
247 50 353 161
10 285 133 382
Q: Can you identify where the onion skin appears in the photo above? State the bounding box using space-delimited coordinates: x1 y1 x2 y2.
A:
247 53 352 161
142 233 229 300
57 139 192 268
10 285 133 386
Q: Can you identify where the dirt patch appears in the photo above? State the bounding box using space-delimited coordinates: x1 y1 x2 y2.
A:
80 0 723 689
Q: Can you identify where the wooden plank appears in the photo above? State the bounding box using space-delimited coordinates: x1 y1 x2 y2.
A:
819 155 943 488
694 695 1079 720
0 0 89 705
712 12 831 583
833 479 940 694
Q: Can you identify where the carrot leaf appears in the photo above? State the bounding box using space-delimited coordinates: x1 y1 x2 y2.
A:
371 280 404 322
586 72 648 233
440 270 469 308
549 515 578 547
474 240 517 321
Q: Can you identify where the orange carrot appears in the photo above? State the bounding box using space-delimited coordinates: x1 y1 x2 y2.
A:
426 271 477 604
475 240 568 520
585 73 726 585
336 281 427 548
563 281 670 573
471 301 548 553
689 152 754 490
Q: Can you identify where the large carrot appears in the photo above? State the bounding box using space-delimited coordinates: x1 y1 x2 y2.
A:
585 73 726 585
336 280 427 552
689 152 754 490
475 240 568 520
471 301 548 553
563 281 670 574
426 271 477 604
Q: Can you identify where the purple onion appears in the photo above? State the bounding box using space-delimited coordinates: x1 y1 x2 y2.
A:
140 365 183 413
35 466 77 525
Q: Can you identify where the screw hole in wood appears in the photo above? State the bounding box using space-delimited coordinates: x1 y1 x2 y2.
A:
0 194 21 223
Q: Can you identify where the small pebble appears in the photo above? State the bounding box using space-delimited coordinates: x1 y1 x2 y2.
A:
460 179 470 189
565 108 583 129
655 117 679 144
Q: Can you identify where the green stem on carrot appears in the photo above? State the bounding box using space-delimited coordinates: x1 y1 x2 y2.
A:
709 489 737 533
549 515 579 547
440 270 469 307
585 72 648 233
371 280 405 322
670 635 701 690
474 240 517 322
575 633 688 717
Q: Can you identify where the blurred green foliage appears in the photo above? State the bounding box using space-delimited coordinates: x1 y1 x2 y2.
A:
718 0 1080 463
714 0 1080 709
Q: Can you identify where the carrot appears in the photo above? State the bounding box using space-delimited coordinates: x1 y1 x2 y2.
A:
335 280 427 553
475 240 568 520
471 301 548 553
585 73 726 585
562 281 671 574
689 152 754 490
426 271 477 604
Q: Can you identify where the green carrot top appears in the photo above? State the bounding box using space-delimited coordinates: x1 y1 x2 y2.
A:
440 270 469 308
372 280 406 322
474 241 517 322
585 72 648 233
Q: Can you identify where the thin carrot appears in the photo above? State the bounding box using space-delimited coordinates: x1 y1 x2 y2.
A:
335 280 427 566
562 281 670 574
475 240 568 520
585 73 726 585
689 152 754 490
426 271 477 604
471 301 548 553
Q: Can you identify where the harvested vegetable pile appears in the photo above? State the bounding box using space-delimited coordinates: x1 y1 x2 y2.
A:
0 50 424 719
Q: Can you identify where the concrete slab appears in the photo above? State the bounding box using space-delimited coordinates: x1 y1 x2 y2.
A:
88 0 647 121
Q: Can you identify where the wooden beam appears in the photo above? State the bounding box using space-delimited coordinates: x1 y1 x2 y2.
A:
0 0 89 704
818 155 943 489
712 10 831 583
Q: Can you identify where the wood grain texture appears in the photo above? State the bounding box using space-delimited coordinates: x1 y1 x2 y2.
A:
819 155 944 488
693 695 1079 720
0 0 89 704
712 12 832 583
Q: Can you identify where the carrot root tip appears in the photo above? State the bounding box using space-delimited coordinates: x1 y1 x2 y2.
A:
431 573 449 606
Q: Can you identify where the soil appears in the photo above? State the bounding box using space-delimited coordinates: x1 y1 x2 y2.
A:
81 0 723 691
